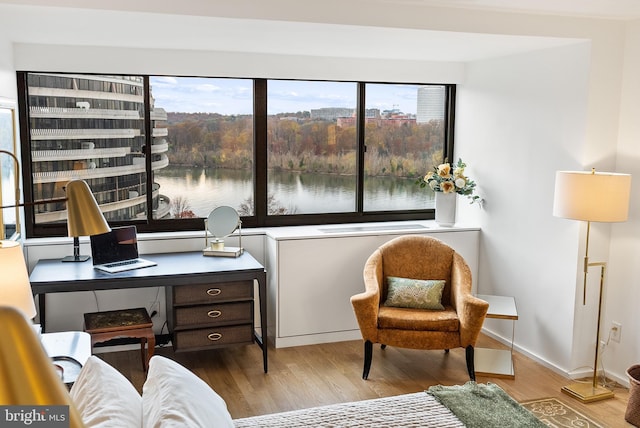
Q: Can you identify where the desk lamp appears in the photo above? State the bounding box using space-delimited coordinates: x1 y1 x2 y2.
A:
553 168 631 403
62 179 111 262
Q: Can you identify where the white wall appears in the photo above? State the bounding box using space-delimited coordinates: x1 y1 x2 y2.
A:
456 43 594 374
605 19 640 382
0 13 15 99
0 1 638 383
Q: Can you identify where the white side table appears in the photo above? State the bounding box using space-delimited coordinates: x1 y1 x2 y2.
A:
475 294 518 379
41 331 91 385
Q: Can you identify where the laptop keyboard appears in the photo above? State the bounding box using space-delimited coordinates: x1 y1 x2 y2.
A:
104 259 140 268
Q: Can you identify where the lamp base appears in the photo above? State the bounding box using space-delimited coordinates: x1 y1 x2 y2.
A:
561 382 614 403
61 255 91 262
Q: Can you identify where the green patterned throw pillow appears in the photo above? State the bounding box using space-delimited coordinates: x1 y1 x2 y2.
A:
383 276 445 310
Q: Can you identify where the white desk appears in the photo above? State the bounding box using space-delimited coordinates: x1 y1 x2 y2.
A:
475 294 518 379
41 331 91 385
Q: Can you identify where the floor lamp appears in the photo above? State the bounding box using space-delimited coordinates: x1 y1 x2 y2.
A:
0 239 37 320
0 151 109 262
553 168 632 403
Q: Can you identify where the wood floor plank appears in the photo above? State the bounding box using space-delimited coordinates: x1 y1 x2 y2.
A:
98 334 631 426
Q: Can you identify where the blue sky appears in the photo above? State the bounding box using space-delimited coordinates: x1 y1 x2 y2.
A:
150 76 427 115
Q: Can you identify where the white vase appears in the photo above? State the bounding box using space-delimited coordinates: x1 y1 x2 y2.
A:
435 192 457 227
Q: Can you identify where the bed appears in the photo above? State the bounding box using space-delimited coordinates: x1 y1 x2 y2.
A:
68 355 544 427
233 392 463 427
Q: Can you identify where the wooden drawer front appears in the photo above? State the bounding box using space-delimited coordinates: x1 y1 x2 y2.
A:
174 325 253 349
175 302 252 327
174 281 252 305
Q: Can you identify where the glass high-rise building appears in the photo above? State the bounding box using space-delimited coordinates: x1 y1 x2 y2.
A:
416 86 445 124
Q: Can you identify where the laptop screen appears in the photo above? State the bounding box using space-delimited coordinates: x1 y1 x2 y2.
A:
91 226 140 265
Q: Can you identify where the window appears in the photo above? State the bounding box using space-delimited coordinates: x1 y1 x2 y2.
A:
149 77 254 219
1 105 19 239
363 84 447 211
267 80 357 215
17 72 454 238
23 73 149 230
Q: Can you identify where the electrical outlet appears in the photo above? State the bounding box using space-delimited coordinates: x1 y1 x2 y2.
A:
149 301 160 317
611 321 622 343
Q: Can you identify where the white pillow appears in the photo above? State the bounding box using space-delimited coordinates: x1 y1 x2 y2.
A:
142 355 234 428
70 355 142 428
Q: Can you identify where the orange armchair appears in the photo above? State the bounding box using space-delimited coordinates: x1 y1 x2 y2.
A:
350 235 488 380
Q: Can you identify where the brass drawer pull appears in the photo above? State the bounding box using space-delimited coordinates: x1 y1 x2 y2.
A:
207 310 222 318
206 288 222 296
208 332 223 341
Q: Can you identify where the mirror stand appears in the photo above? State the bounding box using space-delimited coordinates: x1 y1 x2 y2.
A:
203 206 243 258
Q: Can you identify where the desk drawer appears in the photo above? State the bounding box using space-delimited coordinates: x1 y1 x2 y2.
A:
174 302 253 327
174 325 253 350
174 281 252 305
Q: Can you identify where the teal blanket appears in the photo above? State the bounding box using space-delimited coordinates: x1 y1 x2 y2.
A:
427 382 547 428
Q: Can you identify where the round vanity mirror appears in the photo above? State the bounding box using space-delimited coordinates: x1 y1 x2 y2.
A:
207 206 240 240
204 206 243 256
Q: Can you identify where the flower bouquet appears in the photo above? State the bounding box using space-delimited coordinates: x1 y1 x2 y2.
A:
417 158 481 204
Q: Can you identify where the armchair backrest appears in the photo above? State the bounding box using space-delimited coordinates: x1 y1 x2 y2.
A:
378 235 455 304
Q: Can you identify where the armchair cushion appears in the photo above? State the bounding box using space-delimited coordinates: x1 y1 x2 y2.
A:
383 277 445 310
378 306 459 331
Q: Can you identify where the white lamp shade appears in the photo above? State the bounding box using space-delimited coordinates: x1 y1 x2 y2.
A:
553 170 631 222
0 240 37 319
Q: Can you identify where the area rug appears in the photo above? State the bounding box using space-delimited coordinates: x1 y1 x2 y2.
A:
521 398 604 428
427 382 547 428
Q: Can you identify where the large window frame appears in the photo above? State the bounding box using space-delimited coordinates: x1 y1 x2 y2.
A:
17 72 455 238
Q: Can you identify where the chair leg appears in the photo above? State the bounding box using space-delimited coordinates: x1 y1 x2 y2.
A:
140 338 147 371
465 345 476 381
363 340 373 380
444 349 450 353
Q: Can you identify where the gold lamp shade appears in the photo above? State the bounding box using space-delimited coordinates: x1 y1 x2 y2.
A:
0 306 85 428
63 180 111 262
0 240 36 319
66 180 110 238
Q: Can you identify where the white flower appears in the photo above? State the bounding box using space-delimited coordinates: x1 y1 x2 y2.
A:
418 158 481 205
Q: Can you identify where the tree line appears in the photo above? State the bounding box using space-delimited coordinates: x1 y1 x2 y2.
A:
165 112 444 178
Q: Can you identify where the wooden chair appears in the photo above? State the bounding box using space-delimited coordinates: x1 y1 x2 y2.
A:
350 235 488 380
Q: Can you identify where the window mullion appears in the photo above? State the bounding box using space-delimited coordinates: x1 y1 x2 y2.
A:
444 85 456 163
254 79 268 225
143 76 153 224
356 83 365 214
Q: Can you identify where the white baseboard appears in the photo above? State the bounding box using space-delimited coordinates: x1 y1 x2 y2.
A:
480 327 629 388
271 330 362 348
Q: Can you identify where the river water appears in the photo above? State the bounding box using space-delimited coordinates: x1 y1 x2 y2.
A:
155 166 434 217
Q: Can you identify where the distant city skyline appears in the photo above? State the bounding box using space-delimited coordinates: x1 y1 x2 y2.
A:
151 76 436 116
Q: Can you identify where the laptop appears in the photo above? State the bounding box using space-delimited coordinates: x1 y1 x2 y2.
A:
90 226 157 273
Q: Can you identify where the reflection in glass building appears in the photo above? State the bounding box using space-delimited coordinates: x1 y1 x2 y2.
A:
25 73 170 224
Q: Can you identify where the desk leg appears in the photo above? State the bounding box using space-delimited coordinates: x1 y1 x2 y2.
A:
255 272 268 373
38 294 47 333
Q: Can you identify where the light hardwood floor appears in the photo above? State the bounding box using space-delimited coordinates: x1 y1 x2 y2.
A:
100 333 632 427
